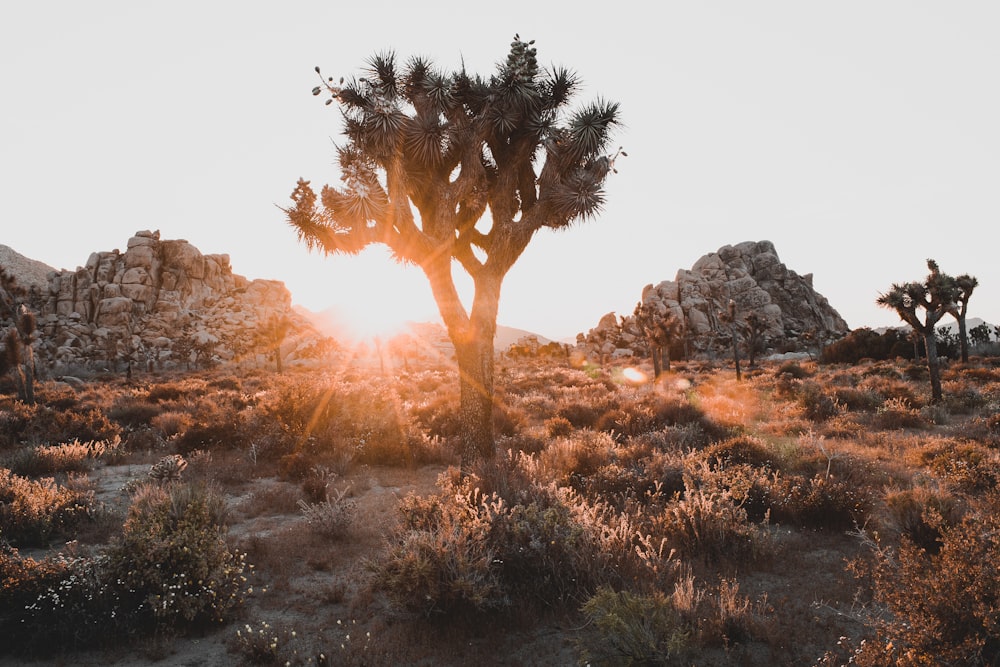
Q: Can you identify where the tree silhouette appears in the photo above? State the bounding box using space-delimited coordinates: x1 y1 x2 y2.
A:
0 269 37 403
876 259 958 403
951 272 978 363
743 312 768 368
719 299 742 381
633 301 682 378
284 36 622 464
969 322 991 349
258 314 293 373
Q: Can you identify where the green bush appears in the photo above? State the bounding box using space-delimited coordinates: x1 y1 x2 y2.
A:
102 482 251 632
577 587 690 666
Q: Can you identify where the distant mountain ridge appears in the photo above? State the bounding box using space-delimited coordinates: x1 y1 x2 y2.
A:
296 304 552 353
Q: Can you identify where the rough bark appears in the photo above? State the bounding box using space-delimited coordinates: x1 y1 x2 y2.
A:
924 331 943 403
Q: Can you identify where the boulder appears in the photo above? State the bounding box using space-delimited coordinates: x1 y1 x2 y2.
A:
580 240 849 360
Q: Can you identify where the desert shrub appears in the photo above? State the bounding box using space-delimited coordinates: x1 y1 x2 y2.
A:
298 484 357 538
705 435 775 470
958 412 1000 448
410 393 462 440
33 383 79 410
0 547 110 654
797 381 841 421
1 482 252 655
918 402 950 426
173 403 248 454
538 430 616 485
600 394 730 443
146 378 208 403
0 468 94 546
830 386 882 412
654 481 765 565
1 437 120 476
107 396 162 427
776 361 811 379
0 402 120 448
122 426 166 452
860 511 1000 666
942 379 987 414
208 374 242 392
765 472 871 530
641 450 691 501
149 410 195 438
577 576 764 666
101 482 251 633
556 400 612 430
370 486 508 616
372 476 627 617
575 462 662 508
255 377 414 467
227 619 309 666
901 361 928 381
883 485 964 552
917 441 999 492
544 416 574 438
872 397 926 430
632 422 720 451
577 587 690 666
859 376 921 408
673 575 764 649
820 327 910 364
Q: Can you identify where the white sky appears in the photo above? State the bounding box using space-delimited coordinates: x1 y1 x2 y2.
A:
2 2 998 341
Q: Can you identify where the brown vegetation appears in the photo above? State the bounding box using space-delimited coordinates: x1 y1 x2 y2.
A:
1 351 999 665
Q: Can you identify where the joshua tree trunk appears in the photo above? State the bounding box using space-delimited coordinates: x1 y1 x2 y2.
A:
426 259 504 465
957 314 970 363
650 345 662 379
731 330 742 382
923 331 943 402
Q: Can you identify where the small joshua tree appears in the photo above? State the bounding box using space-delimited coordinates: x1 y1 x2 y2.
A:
951 272 978 363
258 314 293 373
719 299 742 381
633 301 682 378
877 259 958 403
743 312 768 368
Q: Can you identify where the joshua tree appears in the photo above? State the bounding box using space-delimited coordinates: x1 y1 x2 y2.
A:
258 314 293 373
284 36 622 464
969 322 992 349
950 272 978 363
0 270 37 403
743 312 768 368
718 299 742 381
633 301 682 378
877 259 958 403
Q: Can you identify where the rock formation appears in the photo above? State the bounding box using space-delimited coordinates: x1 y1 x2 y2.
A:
582 241 849 361
1 231 324 373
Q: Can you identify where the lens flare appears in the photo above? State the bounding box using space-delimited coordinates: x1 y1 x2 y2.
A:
622 367 647 384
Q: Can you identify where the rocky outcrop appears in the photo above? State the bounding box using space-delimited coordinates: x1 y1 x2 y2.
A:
2 231 323 372
582 241 849 360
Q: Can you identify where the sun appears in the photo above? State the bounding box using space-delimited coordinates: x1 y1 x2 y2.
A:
287 248 461 343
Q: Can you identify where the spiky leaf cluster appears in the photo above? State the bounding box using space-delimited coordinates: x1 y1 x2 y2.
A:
285 36 622 279
877 259 960 333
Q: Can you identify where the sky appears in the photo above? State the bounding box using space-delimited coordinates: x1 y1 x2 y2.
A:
2 2 998 342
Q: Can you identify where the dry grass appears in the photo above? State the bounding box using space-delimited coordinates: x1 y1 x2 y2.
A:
3 355 1000 665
